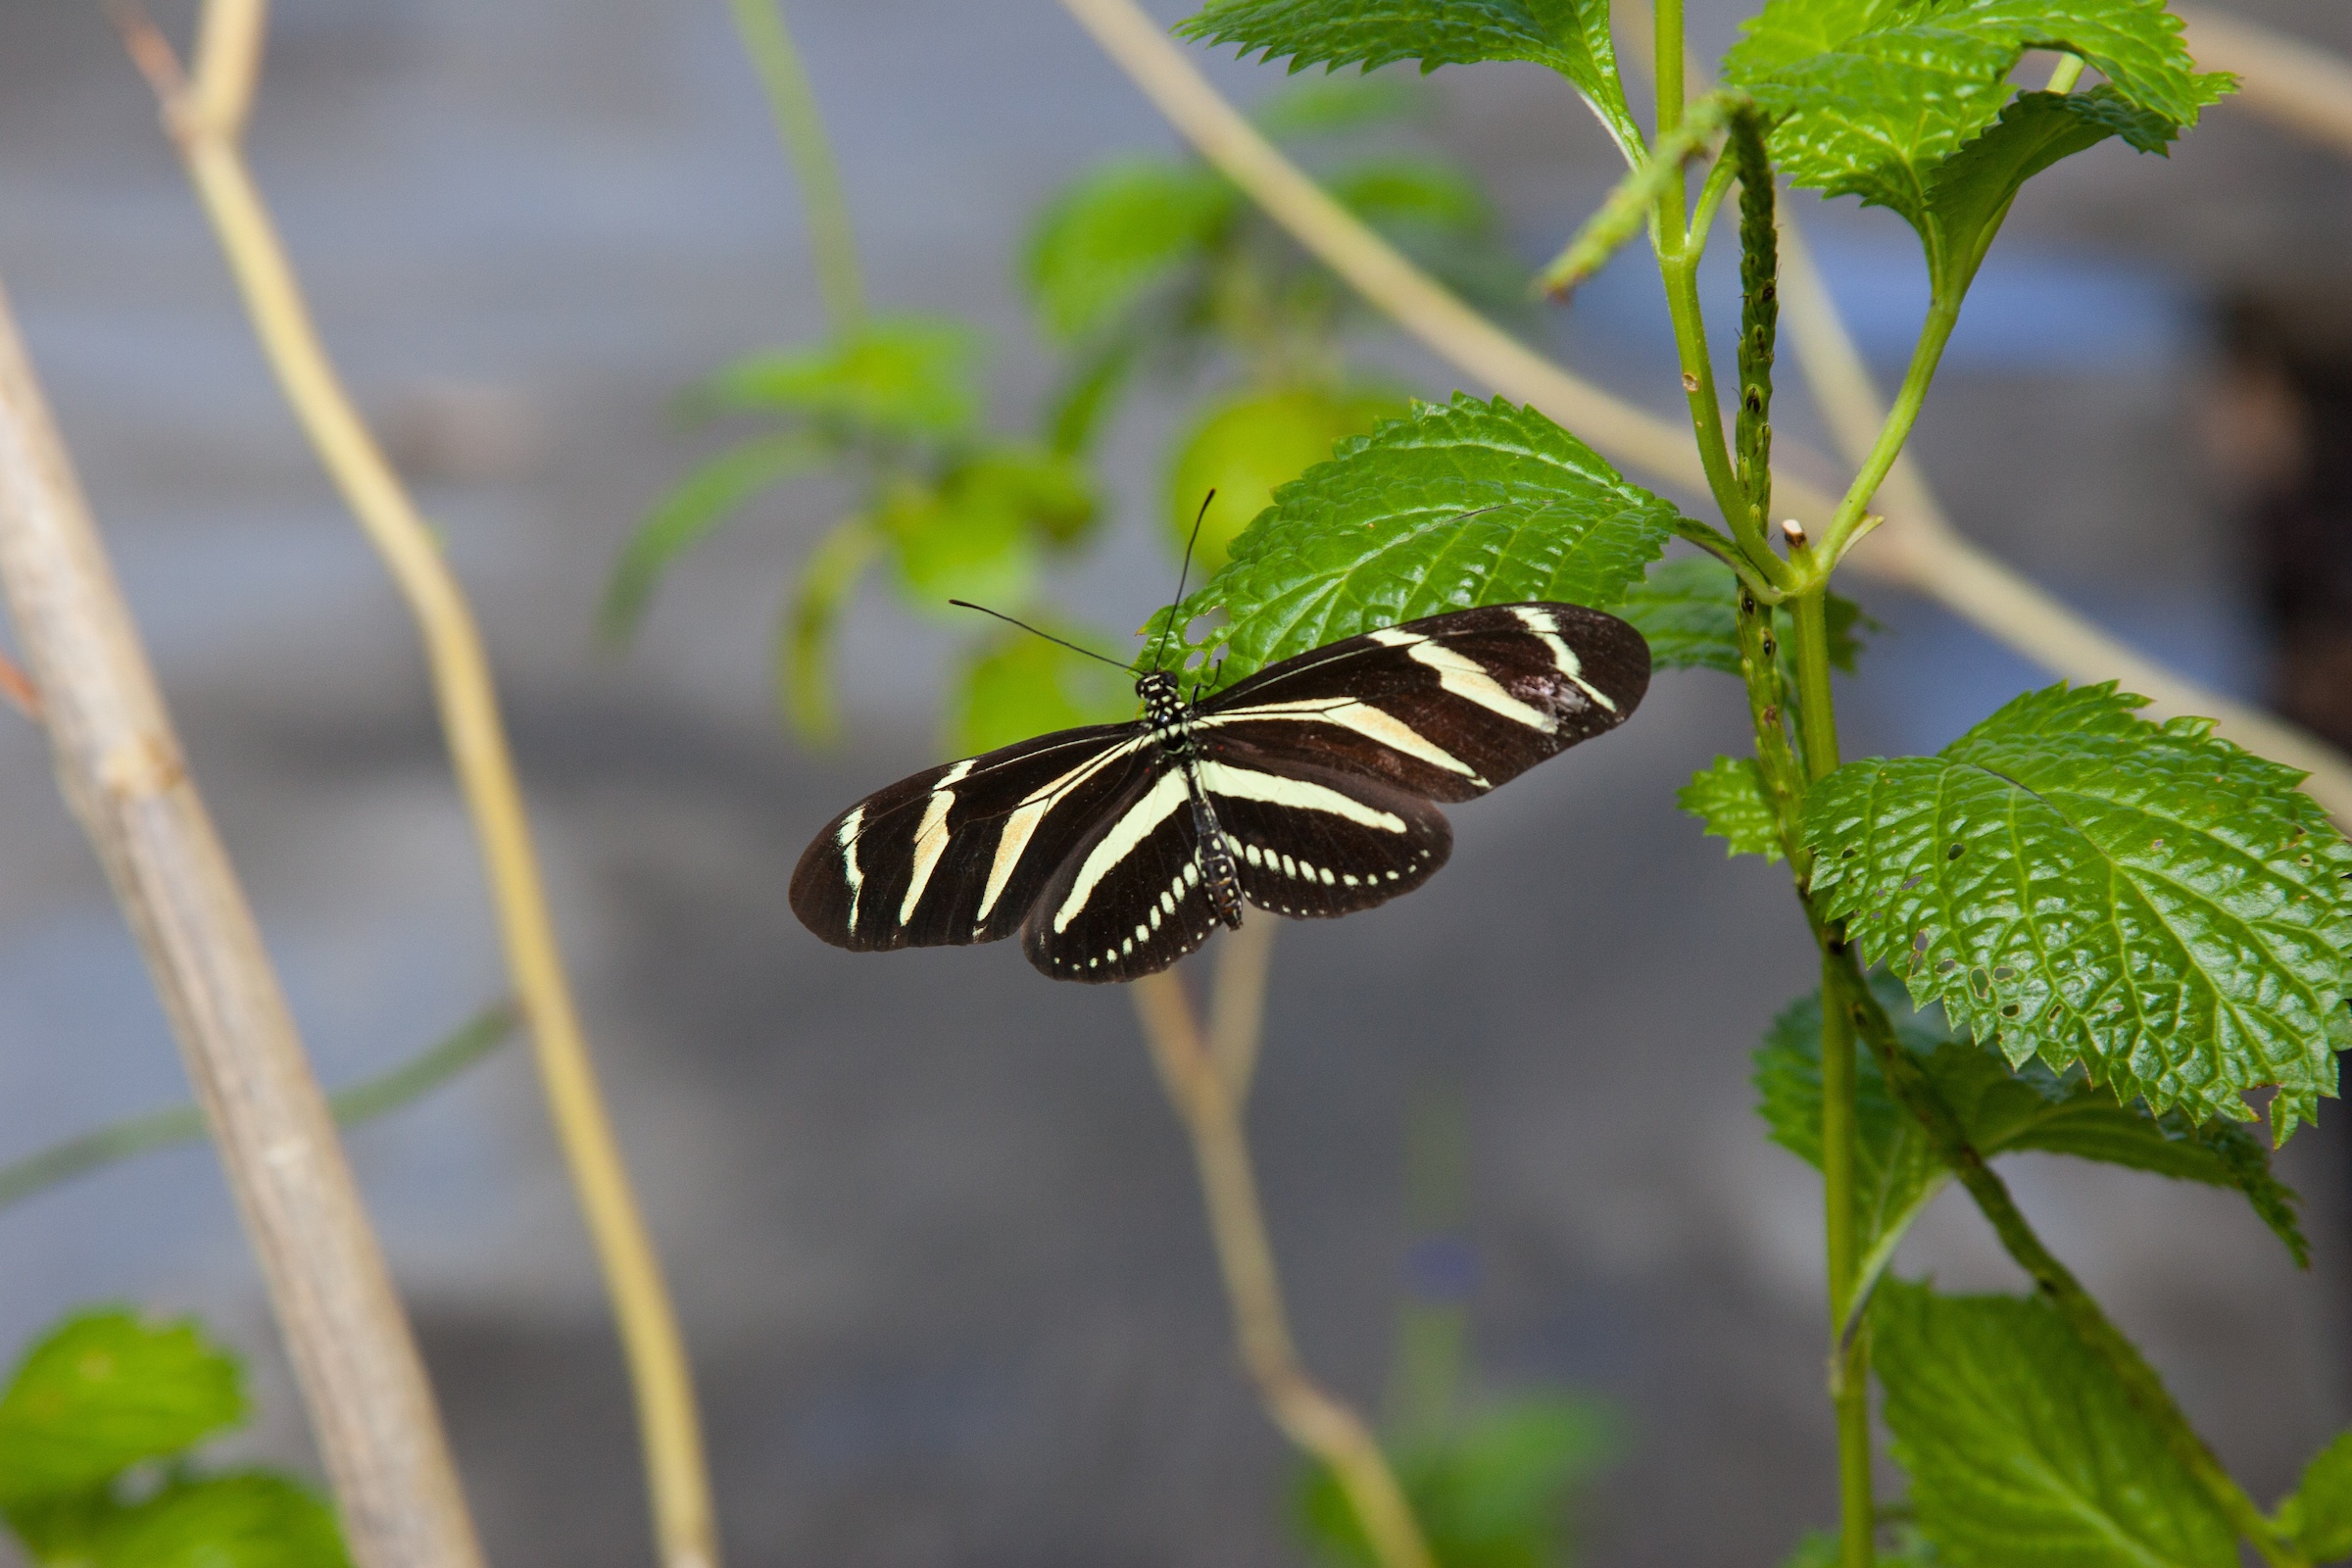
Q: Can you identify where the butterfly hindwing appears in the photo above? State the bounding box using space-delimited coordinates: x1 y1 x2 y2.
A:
1198 735 1451 918
1022 764 1220 983
1194 603 1648 802
790 723 1149 951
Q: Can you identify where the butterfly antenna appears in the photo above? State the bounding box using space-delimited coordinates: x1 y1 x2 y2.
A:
1150 490 1215 674
947 601 1134 671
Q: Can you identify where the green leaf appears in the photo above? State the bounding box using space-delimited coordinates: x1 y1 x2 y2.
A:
687 316 982 439
1166 382 1408 575
1875 1281 2237 1567
1044 330 1142 458
0 1310 244 1506
951 623 1138 759
1330 157 1494 238
1805 682 2352 1136
1757 976 2308 1301
1782 1526 1936 1567
1023 158 1238 343
1177 0 1642 163
1172 395 1683 687
1296 1395 1617 1568
1253 73 1424 139
90 1474 350 1568
778 515 882 745
602 431 832 645
1682 756 1786 862
1612 556 1872 675
2277 1431 2352 1563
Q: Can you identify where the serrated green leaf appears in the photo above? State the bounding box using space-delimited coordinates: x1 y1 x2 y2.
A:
1166 382 1407 575
602 431 832 645
1612 556 1873 675
950 624 1137 759
1024 158 1238 344
778 515 882 745
1170 394 1682 686
1296 1394 1616 1568
1875 1281 2237 1567
687 316 981 439
1682 756 1786 862
1177 0 1642 163
0 1310 245 1506
89 1474 349 1568
1945 0 2230 126
1253 73 1424 139
2277 1430 2352 1563
1804 682 2352 1134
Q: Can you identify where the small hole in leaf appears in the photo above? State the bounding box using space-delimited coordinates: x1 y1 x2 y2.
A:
1993 965 2015 981
2300 855 2315 866
1901 875 1923 891
1936 958 1957 974
1947 843 1965 860
1841 847 1857 859
2001 1003 2021 1017
1969 965 1992 1001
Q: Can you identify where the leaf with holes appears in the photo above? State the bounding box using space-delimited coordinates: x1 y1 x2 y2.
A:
1683 756 1786 862
1161 395 1683 687
1875 1282 2237 1567
1803 682 2352 1138
1177 0 1642 161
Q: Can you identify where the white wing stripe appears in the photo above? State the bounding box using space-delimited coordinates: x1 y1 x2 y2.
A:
1199 761 1407 832
972 740 1145 927
1405 640 1556 732
899 759 975 924
838 806 866 929
1052 769 1192 933
1510 606 1617 713
1198 698 1480 780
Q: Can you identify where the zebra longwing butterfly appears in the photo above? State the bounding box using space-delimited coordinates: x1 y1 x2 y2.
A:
790 601 1650 983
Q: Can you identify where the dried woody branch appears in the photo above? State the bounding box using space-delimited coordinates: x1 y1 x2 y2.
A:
1054 0 2352 829
112 4 717 1565
1132 956 1435 1568
0 277 483 1568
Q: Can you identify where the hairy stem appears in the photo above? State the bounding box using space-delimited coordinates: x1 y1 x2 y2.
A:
1131 973 1435 1568
1828 958 2309 1568
727 0 864 332
119 10 718 1564
0 1004 516 1213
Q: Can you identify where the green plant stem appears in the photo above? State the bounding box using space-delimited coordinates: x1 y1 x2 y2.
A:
1653 0 1685 150
1658 253 1772 575
728 0 864 332
1827 960 2309 1568
0 1003 516 1213
1819 946 1872 1568
1813 295 1960 568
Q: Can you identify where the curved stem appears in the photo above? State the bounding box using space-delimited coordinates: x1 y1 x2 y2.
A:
119 11 719 1566
727 0 864 332
1132 972 1435 1568
1208 907 1278 1099
0 1004 516 1213
1814 294 1960 568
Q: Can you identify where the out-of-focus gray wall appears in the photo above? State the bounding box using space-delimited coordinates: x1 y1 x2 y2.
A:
1 2 2348 1564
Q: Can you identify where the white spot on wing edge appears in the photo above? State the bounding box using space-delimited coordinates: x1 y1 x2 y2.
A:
1053 769 1193 933
1198 761 1408 832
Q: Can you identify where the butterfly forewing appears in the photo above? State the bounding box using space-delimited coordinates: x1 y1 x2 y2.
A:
1194 603 1648 801
1022 766 1221 982
1198 738 1451 919
790 723 1148 951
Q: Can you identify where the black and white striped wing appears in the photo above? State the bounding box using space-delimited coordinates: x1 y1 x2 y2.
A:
1193 602 1648 804
790 723 1150 952
1197 738 1452 919
1022 765 1223 983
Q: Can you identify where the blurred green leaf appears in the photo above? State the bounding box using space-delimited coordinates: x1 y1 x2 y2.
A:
1178 0 1642 162
1330 157 1494 237
1876 1281 2236 1567
1168 395 1683 687
778 515 882 745
0 1310 243 1508
602 431 832 645
88 1475 349 1568
1804 682 2352 1137
1297 1395 1617 1568
687 315 982 439
1782 1525 1937 1566
1681 756 1785 862
1166 382 1408 573
1045 330 1143 458
1024 159 1239 344
957 445 1102 551
950 624 1137 758
1253 73 1425 139
2276 1430 2352 1563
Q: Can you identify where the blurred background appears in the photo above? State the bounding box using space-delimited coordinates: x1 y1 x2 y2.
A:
2 0 2349 1563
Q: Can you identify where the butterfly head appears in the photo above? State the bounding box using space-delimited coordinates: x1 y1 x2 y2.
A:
1135 668 1185 727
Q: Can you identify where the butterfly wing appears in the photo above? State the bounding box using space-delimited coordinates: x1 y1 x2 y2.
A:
791 722 1152 952
1197 735 1452 919
1193 602 1648 802
1021 762 1222 983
